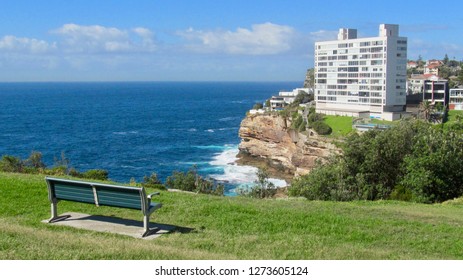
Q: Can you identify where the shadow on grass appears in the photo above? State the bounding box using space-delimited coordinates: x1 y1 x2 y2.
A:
44 212 195 239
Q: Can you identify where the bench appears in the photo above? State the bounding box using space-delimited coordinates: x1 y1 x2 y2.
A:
45 176 162 237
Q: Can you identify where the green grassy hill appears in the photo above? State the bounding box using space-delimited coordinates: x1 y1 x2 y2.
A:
1 172 462 259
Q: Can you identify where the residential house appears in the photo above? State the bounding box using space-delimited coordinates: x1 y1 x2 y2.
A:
449 86 463 110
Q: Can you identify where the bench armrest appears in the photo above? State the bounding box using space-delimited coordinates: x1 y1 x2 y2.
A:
147 192 160 199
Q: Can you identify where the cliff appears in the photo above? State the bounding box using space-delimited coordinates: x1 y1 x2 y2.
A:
237 113 339 180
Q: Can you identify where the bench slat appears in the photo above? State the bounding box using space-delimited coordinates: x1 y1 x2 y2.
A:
96 187 143 210
54 183 95 204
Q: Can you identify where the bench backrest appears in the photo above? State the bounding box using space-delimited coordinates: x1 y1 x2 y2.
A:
46 177 147 211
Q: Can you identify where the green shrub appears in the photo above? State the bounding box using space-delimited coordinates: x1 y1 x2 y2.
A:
25 151 46 170
82 169 109 181
307 112 324 124
312 121 332 135
45 166 67 176
141 172 166 190
0 155 24 173
238 168 277 199
166 166 224 195
253 103 264 110
195 178 224 196
291 115 305 132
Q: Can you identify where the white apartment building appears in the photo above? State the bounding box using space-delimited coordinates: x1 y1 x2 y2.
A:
314 24 408 120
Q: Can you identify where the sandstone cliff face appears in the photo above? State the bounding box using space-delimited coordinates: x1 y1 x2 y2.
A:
238 113 339 179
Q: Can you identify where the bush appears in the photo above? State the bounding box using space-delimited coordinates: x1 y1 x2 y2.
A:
25 151 46 170
253 103 263 110
289 119 463 203
239 168 277 199
141 172 166 190
312 121 332 135
307 112 324 124
0 155 24 173
166 166 224 195
82 169 109 181
291 115 305 132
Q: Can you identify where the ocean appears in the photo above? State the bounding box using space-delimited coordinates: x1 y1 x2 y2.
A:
0 82 299 195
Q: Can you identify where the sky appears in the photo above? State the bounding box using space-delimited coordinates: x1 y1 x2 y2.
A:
1 0 462 82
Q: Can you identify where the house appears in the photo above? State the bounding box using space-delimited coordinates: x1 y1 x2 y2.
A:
423 79 449 106
407 61 417 69
269 88 311 110
449 86 463 110
424 64 440 76
408 74 439 95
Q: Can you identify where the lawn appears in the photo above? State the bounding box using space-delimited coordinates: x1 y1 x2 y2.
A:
322 115 354 137
447 110 463 122
1 172 462 260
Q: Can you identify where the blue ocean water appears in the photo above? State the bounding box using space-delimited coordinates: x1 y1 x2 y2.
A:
0 82 299 194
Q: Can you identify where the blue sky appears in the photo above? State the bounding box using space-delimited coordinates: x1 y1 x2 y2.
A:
1 0 462 82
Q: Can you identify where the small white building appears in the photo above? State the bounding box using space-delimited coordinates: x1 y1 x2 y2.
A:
269 88 311 110
449 87 463 110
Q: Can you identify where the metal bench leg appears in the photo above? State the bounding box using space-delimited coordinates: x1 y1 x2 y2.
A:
142 215 150 237
48 200 70 223
48 201 58 223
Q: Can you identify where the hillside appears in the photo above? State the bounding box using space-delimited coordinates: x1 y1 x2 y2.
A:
1 172 462 260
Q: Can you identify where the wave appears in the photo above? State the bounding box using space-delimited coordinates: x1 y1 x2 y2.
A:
194 145 231 151
208 146 287 191
205 129 214 133
113 131 139 135
218 127 238 131
219 116 240 122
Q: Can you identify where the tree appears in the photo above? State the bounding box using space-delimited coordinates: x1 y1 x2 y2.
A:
419 100 433 121
417 55 425 68
400 126 463 203
303 68 315 89
239 168 277 198
253 103 263 110
25 151 46 170
443 54 449 65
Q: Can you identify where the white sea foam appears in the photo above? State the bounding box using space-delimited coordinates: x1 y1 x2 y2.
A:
209 146 287 190
206 129 215 133
113 131 138 135
219 117 238 122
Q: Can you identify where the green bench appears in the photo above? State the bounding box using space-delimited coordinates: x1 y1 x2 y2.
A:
45 176 162 237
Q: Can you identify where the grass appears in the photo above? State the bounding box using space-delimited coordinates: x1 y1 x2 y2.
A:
322 115 354 137
447 110 463 122
1 172 463 260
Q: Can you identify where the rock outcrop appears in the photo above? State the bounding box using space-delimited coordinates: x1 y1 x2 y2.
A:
237 113 339 180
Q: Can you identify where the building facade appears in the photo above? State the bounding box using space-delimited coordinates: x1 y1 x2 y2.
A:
269 88 311 110
314 24 407 120
423 80 449 106
449 87 463 110
408 74 439 95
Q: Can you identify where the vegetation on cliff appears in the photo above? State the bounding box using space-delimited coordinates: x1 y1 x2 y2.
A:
289 119 463 203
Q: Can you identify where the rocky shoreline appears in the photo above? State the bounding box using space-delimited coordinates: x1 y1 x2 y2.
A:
236 113 340 182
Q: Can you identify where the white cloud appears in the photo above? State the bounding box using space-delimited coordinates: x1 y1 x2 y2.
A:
52 23 156 53
0 35 55 53
309 30 338 42
177 22 295 55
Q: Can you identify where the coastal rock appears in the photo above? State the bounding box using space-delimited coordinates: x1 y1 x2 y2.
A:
237 113 339 180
